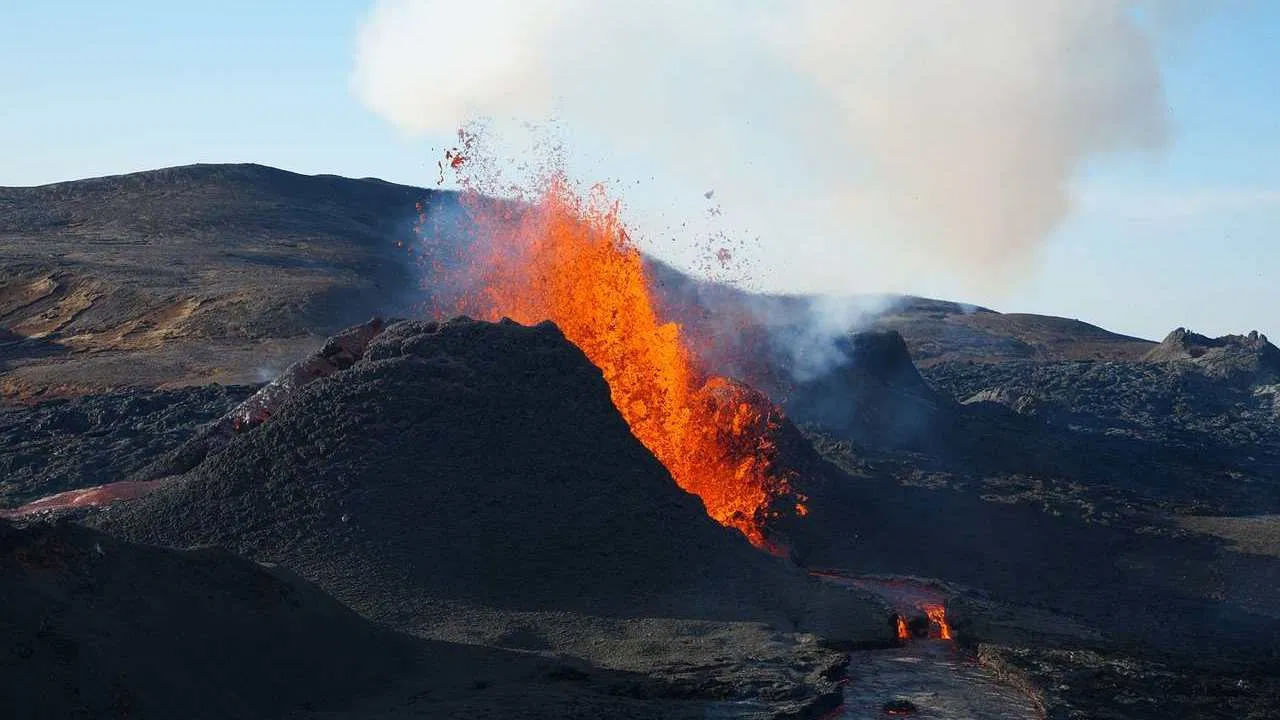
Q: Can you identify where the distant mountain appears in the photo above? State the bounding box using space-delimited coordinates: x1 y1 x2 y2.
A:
869 296 1154 366
646 260 1153 367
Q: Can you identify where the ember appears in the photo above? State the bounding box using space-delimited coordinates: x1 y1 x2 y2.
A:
418 164 804 546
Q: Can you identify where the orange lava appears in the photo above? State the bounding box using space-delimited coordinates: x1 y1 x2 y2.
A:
2 480 162 518
896 615 910 640
423 174 802 546
923 604 953 640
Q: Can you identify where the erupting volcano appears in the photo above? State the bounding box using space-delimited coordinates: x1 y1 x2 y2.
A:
415 163 803 546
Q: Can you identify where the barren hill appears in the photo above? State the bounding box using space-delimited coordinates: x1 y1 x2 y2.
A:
4 164 1154 400
0 164 432 398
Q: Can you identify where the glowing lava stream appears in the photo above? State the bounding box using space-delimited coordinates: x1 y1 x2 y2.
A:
815 572 954 641
924 604 954 640
418 174 804 547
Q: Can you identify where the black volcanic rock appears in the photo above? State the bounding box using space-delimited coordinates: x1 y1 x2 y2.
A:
94 317 889 646
1144 327 1280 383
0 518 413 719
780 330 954 450
4 518 754 720
0 384 254 507
131 317 391 483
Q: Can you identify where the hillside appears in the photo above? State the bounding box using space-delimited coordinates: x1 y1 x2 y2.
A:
871 296 1155 365
3 164 1154 400
0 164 432 399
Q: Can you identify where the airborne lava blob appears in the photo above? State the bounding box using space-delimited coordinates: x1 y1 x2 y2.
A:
416 166 804 547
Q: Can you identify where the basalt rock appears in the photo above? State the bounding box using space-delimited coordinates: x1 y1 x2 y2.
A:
777 330 955 450
131 317 389 483
94 317 891 647
0 384 254 507
0 518 414 719
1144 327 1280 384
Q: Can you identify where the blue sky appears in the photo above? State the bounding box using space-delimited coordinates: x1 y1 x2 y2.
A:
1 1 1276 341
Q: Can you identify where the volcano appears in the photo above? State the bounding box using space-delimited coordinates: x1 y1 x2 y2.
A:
417 176 809 546
91 316 890 708
6 164 1280 718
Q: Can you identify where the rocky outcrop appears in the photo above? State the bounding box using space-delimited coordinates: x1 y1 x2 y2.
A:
1144 327 1280 383
131 317 388 483
780 330 955 450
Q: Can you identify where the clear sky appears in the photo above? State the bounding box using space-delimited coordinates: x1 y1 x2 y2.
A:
1 1 1276 341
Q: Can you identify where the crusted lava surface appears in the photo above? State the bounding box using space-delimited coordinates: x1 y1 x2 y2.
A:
5 518 806 720
0 517 411 718
0 384 254 507
764 328 1280 719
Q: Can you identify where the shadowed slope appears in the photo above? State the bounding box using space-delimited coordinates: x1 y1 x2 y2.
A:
0 519 413 719
95 318 889 644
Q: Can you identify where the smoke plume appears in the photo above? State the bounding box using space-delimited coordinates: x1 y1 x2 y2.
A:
352 0 1174 294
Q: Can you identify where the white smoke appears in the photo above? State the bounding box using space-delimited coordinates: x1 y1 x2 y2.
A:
352 0 1178 295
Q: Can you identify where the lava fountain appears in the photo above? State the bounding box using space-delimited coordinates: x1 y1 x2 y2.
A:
414 154 804 547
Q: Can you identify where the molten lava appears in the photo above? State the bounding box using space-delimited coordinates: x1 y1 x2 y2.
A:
896 615 910 641
417 173 803 546
923 604 953 640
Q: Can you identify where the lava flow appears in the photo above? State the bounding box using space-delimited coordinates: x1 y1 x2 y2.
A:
923 604 954 640
416 168 803 547
816 573 955 641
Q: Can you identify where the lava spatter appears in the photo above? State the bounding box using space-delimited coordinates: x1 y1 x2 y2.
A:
416 163 804 546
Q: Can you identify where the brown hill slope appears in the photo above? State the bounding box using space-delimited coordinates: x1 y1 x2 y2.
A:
3 164 1155 401
0 164 433 399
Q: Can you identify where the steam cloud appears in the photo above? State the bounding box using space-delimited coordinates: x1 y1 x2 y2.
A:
353 0 1176 294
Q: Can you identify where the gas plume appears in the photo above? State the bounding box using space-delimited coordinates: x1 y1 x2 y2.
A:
353 0 1178 293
